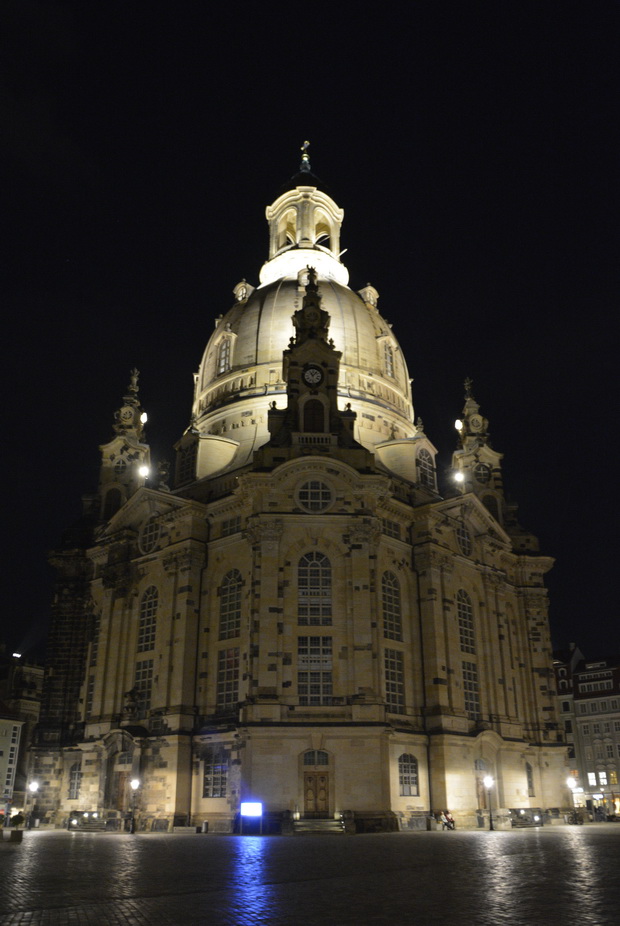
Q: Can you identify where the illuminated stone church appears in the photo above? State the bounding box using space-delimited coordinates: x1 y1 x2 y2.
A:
33 151 567 832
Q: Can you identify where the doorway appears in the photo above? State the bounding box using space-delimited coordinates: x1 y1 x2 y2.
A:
304 771 329 818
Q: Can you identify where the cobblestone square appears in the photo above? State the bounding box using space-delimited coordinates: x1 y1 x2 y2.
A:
0 827 619 925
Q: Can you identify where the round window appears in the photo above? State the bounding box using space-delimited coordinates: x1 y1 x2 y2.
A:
297 480 332 512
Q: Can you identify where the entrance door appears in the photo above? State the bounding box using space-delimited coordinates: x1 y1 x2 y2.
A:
304 772 329 818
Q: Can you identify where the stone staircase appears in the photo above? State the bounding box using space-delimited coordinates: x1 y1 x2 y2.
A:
292 817 346 835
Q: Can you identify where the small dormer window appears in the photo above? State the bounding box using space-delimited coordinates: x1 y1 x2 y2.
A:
417 448 435 488
217 338 231 375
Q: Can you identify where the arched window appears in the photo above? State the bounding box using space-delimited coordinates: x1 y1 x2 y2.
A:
457 589 475 654
398 754 418 795
68 762 82 800
417 449 435 488
303 750 329 766
298 553 332 625
103 488 122 520
219 570 242 639
382 572 402 640
138 586 158 652
217 338 231 375
303 399 325 432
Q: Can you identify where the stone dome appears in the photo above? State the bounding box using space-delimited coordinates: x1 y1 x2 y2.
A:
191 182 416 476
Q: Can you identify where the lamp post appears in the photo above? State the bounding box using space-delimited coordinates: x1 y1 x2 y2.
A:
483 775 495 831
129 778 140 834
27 781 39 829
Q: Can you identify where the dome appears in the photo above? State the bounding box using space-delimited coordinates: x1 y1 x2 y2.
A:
190 182 416 476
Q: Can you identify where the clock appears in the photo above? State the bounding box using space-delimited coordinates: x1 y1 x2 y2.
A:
305 308 321 326
120 407 134 422
470 415 483 431
303 365 324 387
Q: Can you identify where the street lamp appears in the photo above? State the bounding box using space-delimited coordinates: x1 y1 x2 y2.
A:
27 781 39 829
129 778 140 834
483 775 495 831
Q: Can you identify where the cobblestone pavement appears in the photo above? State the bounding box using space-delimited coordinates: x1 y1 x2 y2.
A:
0 826 619 926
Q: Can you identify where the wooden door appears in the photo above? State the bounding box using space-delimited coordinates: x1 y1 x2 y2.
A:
304 772 329 818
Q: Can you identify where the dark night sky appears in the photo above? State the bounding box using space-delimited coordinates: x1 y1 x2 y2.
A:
2 1 618 658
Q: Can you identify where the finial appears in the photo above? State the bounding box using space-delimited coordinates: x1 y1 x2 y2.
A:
128 368 140 395
464 376 473 399
300 140 311 172
306 266 318 291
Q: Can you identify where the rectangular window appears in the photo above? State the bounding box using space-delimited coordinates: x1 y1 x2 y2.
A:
610 771 618 785
463 661 480 718
216 648 240 712
202 746 228 798
222 517 241 537
593 723 600 734
86 675 95 719
603 723 611 734
579 704 587 714
564 720 572 733
382 519 401 539
134 659 154 715
587 772 597 786
384 649 405 714
599 771 608 786
582 724 590 736
615 721 620 734
606 744 614 758
298 636 333 705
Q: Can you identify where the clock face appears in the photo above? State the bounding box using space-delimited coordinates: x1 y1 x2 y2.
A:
470 415 483 431
305 308 321 326
303 365 324 386
120 407 134 422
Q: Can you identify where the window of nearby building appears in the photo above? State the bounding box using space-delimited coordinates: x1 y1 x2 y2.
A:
579 704 587 714
617 744 620 758
138 586 158 652
564 720 572 733
587 772 597 786
298 553 332 625
217 338 231 375
599 771 608 786
611 700 619 710
603 722 611 734
593 723 600 734
463 662 480 718
398 754 419 796
615 721 620 734
216 648 239 712
202 745 228 798
582 724 590 736
297 480 332 512
525 762 535 797
68 762 82 800
384 649 405 714
606 744 614 758
303 750 329 766
610 771 618 785
86 675 95 720
298 636 333 705
219 570 242 639
417 449 435 488
561 701 571 712
457 590 476 654
382 572 402 640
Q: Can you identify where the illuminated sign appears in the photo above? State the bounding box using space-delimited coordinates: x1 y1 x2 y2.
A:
240 802 263 817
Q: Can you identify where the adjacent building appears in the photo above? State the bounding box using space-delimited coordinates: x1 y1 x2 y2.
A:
32 154 567 831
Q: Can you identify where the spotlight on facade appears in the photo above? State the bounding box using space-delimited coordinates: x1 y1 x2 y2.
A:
138 465 149 478
454 419 463 431
454 471 465 483
140 412 148 424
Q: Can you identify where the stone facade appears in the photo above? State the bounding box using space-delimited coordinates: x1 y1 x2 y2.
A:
32 157 567 831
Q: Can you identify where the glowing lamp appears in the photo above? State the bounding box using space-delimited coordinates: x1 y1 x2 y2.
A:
240 802 263 817
454 471 465 483
28 781 39 793
454 419 463 431
130 779 140 791
138 465 149 478
140 412 148 424
12 653 21 658
483 775 494 790
566 777 577 790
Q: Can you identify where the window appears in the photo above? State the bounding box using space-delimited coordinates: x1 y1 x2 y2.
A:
398 754 419 796
217 338 231 374
525 762 535 797
219 570 242 639
593 723 600 734
599 771 608 786
382 519 401 539
203 745 228 798
463 662 480 718
587 772 597 786
582 724 590 736
615 721 620 734
384 343 394 378
298 637 333 705
216 648 239 712
579 704 587 714
138 586 158 652
456 525 472 556
384 649 405 714
134 659 154 715
606 744 614 758
603 723 611 734
68 763 82 800
303 750 329 766
139 519 160 555
222 516 241 537
564 720 572 733
297 480 332 512
382 572 402 640
611 771 618 785
457 590 476 654
298 553 332 625
303 399 325 432
482 495 499 520
177 442 197 485
417 449 435 488
561 701 571 712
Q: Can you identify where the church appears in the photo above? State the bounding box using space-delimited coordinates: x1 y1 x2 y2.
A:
32 150 567 832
